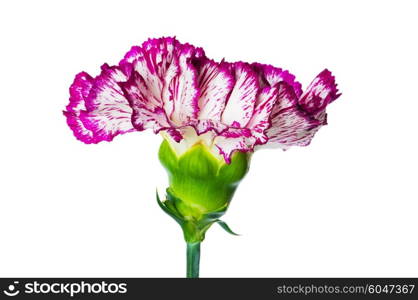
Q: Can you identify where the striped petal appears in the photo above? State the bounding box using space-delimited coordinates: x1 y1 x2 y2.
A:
121 37 202 131
221 62 258 128
64 65 134 143
251 63 302 97
168 52 199 126
298 69 340 116
246 86 279 145
266 83 321 147
118 70 171 132
64 72 95 142
215 128 255 163
195 59 234 133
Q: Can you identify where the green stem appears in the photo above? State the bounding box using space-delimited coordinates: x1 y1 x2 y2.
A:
186 242 201 278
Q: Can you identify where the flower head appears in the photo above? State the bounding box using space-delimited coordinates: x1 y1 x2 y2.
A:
64 36 343 258
64 37 340 164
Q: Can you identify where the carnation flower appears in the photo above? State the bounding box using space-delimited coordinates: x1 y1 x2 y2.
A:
64 37 340 277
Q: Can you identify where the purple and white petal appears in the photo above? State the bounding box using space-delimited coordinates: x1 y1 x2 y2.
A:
64 67 134 143
123 37 202 129
63 111 95 143
66 72 93 113
221 62 258 128
266 83 321 147
215 128 255 164
266 107 321 147
64 72 96 143
251 63 303 97
79 64 134 142
298 69 340 117
195 59 234 133
168 56 199 126
246 86 278 145
119 71 171 132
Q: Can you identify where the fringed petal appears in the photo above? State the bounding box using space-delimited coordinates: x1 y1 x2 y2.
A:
266 83 321 147
65 36 341 163
298 69 340 116
221 62 258 128
64 65 134 143
195 59 234 133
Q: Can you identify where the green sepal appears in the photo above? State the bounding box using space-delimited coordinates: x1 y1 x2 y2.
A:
156 190 184 226
215 220 239 236
156 189 239 243
158 140 250 219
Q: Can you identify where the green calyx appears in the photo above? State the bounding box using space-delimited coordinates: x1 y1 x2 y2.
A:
157 139 250 243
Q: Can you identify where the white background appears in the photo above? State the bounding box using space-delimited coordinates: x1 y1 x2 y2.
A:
1 0 417 277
